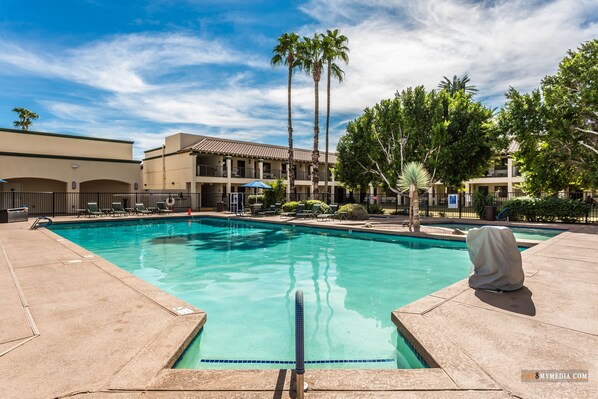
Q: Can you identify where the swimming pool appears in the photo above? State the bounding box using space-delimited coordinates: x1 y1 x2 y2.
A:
51 217 474 370
426 223 565 241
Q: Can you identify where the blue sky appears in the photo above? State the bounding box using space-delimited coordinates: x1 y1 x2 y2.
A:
1 0 596 159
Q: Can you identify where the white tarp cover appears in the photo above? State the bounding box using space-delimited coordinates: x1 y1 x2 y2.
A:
467 226 524 291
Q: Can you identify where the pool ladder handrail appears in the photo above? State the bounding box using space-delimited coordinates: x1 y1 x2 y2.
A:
295 290 307 398
30 216 53 230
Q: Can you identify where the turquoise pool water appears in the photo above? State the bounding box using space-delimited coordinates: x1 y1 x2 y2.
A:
50 217 474 370
427 223 564 241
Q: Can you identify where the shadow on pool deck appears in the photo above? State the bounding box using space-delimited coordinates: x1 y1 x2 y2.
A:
474 286 537 316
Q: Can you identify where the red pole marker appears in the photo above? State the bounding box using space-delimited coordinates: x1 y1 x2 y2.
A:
187 208 191 215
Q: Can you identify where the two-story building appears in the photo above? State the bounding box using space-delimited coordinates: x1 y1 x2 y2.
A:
142 133 338 209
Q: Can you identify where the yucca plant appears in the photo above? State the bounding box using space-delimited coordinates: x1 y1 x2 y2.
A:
398 162 431 232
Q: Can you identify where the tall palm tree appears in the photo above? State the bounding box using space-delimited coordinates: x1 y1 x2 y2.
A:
438 73 478 95
398 162 431 232
12 107 39 131
271 32 301 201
298 33 325 197
321 29 349 202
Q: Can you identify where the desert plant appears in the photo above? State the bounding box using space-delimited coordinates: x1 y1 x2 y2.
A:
398 162 431 232
338 203 368 220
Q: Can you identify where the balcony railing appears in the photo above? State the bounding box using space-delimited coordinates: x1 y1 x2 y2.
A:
196 165 257 178
483 166 508 178
197 164 225 177
262 170 287 179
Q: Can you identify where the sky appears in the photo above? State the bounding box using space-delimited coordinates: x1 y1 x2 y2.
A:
0 0 596 159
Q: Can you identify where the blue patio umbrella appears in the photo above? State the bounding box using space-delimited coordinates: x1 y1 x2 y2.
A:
241 179 272 201
241 180 272 190
0 179 6 183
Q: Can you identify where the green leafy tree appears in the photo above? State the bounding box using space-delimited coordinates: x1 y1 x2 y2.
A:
298 33 325 197
321 29 349 199
12 107 39 131
272 32 302 200
438 73 478 95
398 162 431 232
335 86 495 194
497 39 598 193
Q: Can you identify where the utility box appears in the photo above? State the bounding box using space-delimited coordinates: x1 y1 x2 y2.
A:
0 207 29 223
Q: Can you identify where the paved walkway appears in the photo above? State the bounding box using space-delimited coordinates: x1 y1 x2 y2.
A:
0 213 596 398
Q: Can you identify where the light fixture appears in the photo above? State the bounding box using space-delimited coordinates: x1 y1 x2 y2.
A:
72 181 77 190
71 164 79 169
134 183 139 190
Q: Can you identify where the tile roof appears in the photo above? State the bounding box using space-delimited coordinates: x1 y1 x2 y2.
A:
184 136 336 163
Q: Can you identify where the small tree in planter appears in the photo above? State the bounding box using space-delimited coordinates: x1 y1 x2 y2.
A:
398 162 431 232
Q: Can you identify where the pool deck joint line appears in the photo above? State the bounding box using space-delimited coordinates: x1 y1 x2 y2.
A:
0 212 596 399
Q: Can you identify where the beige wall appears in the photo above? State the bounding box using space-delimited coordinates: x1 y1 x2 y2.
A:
0 129 133 160
142 152 193 191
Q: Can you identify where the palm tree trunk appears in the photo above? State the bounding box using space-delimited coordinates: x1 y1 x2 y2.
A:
312 71 320 198
413 189 421 232
287 64 295 201
324 61 331 203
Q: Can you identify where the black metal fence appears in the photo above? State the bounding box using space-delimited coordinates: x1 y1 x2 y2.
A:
0 192 199 216
2 190 595 223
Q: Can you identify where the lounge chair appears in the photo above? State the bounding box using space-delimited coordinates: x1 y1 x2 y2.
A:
111 202 128 217
317 204 339 221
281 203 305 219
86 202 104 217
263 202 281 216
135 203 152 215
297 203 320 218
250 203 263 216
156 201 173 213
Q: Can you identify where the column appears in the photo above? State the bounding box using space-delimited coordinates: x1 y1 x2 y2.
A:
331 173 336 204
258 159 264 180
225 156 232 195
369 184 374 204
190 153 198 210
507 157 514 193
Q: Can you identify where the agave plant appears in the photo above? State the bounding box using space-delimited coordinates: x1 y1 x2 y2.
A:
398 162 431 232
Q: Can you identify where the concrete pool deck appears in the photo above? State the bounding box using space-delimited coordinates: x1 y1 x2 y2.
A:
0 213 596 398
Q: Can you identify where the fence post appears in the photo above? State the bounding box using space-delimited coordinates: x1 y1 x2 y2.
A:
458 192 463 219
52 192 55 217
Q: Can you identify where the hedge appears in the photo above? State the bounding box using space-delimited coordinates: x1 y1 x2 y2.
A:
502 196 589 223
281 200 330 214
338 204 369 220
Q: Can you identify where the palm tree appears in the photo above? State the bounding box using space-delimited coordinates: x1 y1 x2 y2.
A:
298 33 325 197
398 162 431 232
438 74 478 95
321 29 349 202
12 108 39 131
272 33 302 201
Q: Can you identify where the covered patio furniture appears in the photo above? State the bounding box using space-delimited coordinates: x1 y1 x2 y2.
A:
111 202 128 217
134 203 152 215
156 201 173 213
86 202 104 217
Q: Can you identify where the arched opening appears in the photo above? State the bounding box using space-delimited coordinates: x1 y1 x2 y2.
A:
80 180 131 193
0 177 67 192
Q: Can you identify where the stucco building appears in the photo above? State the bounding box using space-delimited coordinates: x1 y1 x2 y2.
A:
142 133 338 209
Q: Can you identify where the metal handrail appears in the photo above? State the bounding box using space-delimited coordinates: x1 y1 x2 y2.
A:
295 290 305 398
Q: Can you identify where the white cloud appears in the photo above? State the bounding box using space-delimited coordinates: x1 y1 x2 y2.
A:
1 0 596 155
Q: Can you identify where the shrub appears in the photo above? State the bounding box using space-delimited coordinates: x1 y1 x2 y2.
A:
303 200 330 214
368 203 385 214
247 194 265 205
282 201 300 212
503 196 588 223
338 203 369 220
263 178 286 207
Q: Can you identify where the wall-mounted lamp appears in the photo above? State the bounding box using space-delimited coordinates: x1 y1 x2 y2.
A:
71 164 79 169
71 181 77 190
134 182 139 190
171 181 175 185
